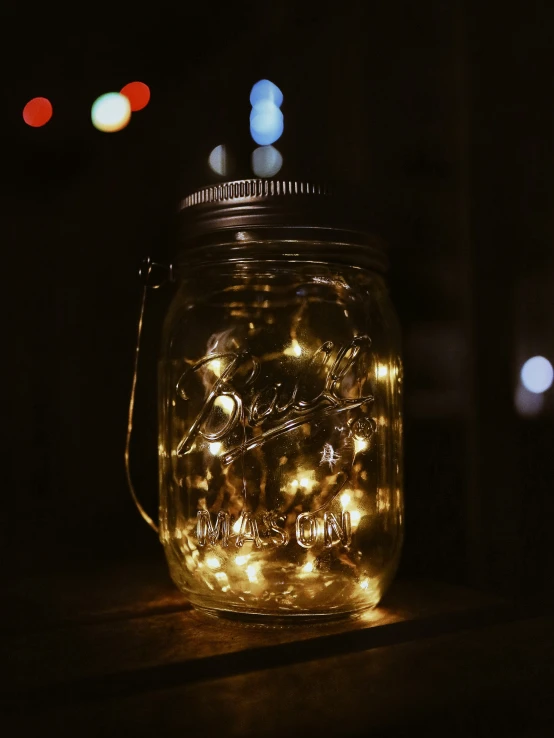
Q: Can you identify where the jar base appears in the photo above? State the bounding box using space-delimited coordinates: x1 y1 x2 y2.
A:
191 602 374 626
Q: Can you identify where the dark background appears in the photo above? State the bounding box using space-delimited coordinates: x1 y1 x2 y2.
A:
3 1 554 600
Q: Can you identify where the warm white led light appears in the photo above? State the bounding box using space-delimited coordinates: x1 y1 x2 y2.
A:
214 395 235 414
284 339 302 357
354 438 369 454
209 359 222 377
246 564 258 583
350 510 362 526
340 493 351 508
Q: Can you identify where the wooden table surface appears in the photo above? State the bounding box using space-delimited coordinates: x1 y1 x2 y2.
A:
4 556 554 737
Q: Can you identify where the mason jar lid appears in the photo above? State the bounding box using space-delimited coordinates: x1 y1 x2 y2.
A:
177 179 388 273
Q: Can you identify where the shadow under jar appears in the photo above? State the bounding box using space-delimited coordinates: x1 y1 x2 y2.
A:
158 180 403 622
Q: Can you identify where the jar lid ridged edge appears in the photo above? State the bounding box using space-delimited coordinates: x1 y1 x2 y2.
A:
180 180 332 210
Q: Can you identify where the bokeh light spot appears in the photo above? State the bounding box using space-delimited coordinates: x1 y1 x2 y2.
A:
515 383 545 417
250 102 284 146
208 144 231 176
23 97 53 127
249 79 284 146
250 99 279 116
250 79 283 108
91 92 131 133
520 356 553 394
251 145 283 177
120 81 150 112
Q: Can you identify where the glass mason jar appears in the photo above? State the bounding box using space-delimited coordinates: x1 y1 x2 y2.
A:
158 180 403 621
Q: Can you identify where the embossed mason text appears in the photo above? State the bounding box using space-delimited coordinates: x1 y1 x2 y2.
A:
196 509 352 549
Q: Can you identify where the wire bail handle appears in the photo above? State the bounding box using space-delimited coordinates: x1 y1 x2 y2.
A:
125 257 173 534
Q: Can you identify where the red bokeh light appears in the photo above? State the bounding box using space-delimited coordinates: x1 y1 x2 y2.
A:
23 97 53 127
120 81 150 112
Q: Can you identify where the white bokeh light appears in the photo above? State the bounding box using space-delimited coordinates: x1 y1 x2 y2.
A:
91 92 131 133
250 79 283 108
208 144 230 176
520 356 553 394
251 145 283 177
515 383 545 417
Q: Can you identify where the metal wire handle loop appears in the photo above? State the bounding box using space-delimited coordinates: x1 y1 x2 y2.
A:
124 257 172 534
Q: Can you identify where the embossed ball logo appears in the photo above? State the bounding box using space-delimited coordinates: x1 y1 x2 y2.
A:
175 335 377 550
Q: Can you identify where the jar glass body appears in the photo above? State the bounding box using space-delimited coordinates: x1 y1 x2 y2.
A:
158 237 403 621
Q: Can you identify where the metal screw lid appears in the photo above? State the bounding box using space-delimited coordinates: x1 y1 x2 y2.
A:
176 178 387 273
178 178 373 236
180 179 332 210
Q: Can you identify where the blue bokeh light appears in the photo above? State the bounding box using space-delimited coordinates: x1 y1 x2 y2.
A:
250 99 280 117
249 79 284 146
250 79 283 108
250 102 284 146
